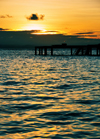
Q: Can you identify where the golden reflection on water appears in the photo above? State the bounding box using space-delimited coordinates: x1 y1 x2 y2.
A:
0 50 100 138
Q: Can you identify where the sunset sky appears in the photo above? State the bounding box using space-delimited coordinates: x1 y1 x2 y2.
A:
0 0 100 46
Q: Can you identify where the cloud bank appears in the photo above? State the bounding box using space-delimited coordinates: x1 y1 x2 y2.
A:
0 30 100 47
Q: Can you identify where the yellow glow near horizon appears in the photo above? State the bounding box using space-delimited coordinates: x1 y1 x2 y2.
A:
20 24 45 31
0 0 100 39
19 23 59 35
31 30 58 35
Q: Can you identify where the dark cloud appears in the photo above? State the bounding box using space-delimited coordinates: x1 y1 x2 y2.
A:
0 15 5 18
75 32 98 38
76 32 94 35
26 14 44 20
0 28 9 31
0 14 13 18
45 30 59 33
27 14 39 20
78 35 97 38
40 15 45 20
6 14 13 18
30 30 41 33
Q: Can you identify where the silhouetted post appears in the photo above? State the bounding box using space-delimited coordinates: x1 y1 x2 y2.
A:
97 47 99 56
88 48 90 55
39 48 41 55
90 48 92 55
71 48 72 55
97 48 98 56
82 48 83 55
51 48 53 55
43 48 44 55
41 48 43 55
40 48 43 55
89 48 92 55
99 49 100 55
44 48 47 55
35 47 37 55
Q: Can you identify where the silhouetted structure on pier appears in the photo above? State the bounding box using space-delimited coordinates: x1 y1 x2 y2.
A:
35 43 100 56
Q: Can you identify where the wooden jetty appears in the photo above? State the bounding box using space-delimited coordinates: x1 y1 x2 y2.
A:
35 43 100 56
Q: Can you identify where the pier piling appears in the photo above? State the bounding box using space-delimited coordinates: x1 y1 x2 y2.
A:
51 48 53 55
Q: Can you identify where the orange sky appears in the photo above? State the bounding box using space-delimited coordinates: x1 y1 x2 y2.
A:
0 0 100 38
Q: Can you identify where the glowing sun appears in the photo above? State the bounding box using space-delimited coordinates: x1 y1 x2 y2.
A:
21 24 45 31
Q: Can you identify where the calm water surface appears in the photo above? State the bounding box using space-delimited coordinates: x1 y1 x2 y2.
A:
0 49 100 139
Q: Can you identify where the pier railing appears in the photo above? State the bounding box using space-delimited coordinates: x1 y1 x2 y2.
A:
35 44 100 56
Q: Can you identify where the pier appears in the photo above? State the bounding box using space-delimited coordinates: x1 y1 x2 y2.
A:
35 43 100 56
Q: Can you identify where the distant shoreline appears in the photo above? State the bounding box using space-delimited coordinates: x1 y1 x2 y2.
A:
0 45 35 50
0 43 100 50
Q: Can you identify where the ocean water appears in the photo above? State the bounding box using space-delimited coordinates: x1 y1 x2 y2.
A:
0 49 100 139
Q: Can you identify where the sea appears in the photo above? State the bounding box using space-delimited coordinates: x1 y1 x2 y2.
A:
0 49 100 139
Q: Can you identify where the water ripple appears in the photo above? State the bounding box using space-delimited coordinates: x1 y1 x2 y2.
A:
0 50 100 138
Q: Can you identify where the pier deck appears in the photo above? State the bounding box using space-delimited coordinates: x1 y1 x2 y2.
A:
35 44 100 56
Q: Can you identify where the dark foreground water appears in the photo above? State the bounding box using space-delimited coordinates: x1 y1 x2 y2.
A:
0 49 100 139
